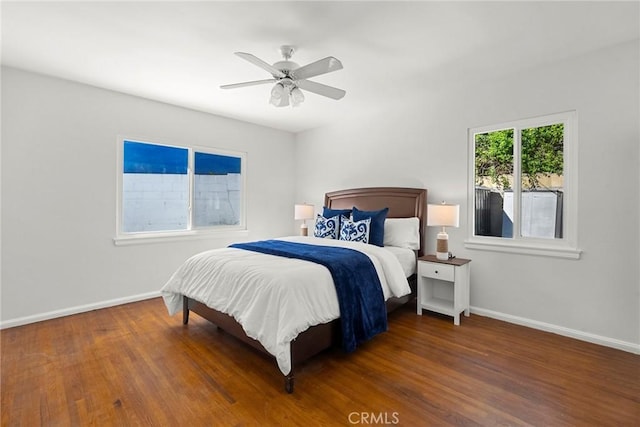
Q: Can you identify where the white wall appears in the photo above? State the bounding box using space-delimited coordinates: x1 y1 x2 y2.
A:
3 39 639 352
1 67 296 325
294 40 640 351
122 173 241 231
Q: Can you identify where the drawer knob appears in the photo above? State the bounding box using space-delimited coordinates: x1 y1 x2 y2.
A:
435 270 438 274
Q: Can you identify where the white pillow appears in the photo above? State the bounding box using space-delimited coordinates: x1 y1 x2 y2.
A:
383 217 420 250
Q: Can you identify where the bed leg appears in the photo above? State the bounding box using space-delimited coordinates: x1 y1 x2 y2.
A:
182 296 190 325
285 373 294 394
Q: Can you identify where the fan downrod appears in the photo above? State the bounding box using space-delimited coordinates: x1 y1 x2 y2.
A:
279 45 295 61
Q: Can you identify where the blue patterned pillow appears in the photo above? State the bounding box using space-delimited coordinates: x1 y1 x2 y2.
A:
352 206 389 247
314 214 339 239
339 215 371 243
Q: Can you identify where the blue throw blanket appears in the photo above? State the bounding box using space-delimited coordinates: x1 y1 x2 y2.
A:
229 240 387 352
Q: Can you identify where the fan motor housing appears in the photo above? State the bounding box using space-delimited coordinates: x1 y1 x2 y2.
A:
273 60 299 74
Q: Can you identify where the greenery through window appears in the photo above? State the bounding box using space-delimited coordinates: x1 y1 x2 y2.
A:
473 120 565 240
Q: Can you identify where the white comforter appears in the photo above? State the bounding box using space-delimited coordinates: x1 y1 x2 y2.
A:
161 236 411 375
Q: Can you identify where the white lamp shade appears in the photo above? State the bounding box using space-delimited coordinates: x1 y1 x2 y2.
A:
294 204 315 220
427 203 460 228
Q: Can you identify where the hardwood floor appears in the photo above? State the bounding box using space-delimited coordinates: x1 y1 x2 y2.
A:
2 298 638 426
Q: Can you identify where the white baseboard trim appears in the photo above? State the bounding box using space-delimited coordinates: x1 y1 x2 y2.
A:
471 306 640 355
3 296 638 355
0 291 161 330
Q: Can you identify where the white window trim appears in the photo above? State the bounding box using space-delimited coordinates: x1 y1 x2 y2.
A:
465 111 581 259
114 136 247 245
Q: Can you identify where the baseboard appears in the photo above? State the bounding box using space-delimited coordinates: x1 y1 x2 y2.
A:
3 296 638 355
0 291 161 330
471 306 640 355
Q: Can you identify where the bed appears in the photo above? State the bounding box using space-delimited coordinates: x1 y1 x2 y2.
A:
162 187 427 393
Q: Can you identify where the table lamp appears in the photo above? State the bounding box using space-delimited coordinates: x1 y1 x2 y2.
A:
427 202 460 260
294 204 315 236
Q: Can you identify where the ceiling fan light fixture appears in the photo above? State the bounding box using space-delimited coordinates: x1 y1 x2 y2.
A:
269 83 286 107
290 86 304 107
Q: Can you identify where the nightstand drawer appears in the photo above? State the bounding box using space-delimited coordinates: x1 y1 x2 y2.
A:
419 262 455 282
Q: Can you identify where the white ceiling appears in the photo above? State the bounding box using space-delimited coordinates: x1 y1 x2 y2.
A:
2 1 638 133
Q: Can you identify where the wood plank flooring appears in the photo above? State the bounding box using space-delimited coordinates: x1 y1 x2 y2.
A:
2 298 638 426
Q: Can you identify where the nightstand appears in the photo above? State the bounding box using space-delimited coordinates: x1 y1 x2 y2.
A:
417 255 471 325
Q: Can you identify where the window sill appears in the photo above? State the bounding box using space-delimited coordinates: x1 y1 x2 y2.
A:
464 239 582 259
113 228 249 246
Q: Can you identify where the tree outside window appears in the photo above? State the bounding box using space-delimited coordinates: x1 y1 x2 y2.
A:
473 122 565 239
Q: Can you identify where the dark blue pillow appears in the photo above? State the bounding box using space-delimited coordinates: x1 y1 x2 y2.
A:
322 206 352 219
352 206 389 247
322 207 352 231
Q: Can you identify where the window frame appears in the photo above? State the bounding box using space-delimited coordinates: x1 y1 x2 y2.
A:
114 136 247 245
465 111 581 259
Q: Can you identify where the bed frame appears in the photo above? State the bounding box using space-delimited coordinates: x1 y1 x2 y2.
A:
182 187 427 393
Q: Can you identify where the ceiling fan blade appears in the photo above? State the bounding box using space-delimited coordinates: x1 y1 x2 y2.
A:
235 52 286 78
220 79 276 90
296 79 346 100
291 57 343 80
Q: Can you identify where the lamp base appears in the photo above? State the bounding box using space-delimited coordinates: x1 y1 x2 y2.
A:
436 231 449 260
300 223 308 237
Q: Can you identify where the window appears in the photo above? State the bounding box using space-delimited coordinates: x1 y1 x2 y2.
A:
116 138 245 243
466 112 580 259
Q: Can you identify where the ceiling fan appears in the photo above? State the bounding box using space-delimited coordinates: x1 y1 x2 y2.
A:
220 45 346 107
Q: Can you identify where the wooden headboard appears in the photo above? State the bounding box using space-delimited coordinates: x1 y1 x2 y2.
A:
324 187 427 256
